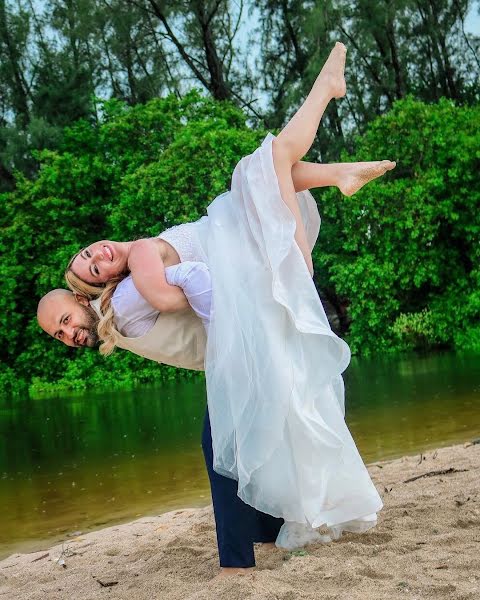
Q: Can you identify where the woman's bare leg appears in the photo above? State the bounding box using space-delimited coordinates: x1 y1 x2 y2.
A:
291 160 396 195
272 42 347 275
275 152 315 275
275 43 347 165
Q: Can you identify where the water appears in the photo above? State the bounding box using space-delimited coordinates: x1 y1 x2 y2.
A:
0 351 478 559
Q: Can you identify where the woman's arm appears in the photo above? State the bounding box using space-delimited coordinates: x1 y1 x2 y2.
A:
128 238 190 313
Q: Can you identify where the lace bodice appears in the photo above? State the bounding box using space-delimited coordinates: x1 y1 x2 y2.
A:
157 216 209 263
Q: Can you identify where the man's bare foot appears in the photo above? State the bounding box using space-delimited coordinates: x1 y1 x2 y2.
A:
337 160 396 196
319 42 347 99
214 566 255 579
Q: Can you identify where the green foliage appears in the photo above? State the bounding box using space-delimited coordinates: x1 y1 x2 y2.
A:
258 1 480 160
1 90 265 396
314 97 480 355
2 0 479 187
2 92 479 397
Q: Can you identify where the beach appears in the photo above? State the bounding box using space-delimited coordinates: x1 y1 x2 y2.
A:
1 440 478 600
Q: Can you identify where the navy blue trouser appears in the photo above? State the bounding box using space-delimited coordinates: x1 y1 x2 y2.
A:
201 407 284 567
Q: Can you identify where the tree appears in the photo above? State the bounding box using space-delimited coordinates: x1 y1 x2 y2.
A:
257 0 480 160
313 97 480 355
0 0 260 190
0 91 267 395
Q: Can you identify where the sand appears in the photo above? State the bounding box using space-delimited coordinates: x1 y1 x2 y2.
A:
1 440 479 600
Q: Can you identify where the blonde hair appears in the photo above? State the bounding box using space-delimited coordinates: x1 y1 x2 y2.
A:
65 251 127 356
96 278 126 355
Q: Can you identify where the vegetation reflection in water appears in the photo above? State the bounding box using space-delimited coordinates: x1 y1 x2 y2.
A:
0 382 209 558
1 351 478 559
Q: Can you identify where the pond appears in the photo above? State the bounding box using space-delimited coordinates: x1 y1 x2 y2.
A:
0 350 478 559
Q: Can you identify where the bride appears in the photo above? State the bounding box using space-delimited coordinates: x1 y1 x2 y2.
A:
64 43 395 550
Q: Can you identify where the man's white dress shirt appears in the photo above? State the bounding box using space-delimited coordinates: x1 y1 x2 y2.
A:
111 261 212 337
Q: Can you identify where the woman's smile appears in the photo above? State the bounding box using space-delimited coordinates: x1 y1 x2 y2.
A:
103 244 113 261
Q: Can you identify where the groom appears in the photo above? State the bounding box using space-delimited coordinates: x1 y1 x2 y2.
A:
37 280 284 575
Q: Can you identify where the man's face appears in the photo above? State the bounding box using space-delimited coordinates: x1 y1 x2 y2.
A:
37 290 99 348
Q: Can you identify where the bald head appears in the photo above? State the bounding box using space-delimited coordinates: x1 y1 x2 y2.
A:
37 288 73 315
37 288 99 348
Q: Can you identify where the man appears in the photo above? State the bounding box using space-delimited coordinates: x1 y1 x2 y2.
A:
37 264 284 576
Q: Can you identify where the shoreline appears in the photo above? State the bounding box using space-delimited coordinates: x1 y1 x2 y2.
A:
1 434 475 561
1 439 479 599
0 493 210 563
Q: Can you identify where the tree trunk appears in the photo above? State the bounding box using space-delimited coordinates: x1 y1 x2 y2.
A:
194 1 231 100
0 0 30 126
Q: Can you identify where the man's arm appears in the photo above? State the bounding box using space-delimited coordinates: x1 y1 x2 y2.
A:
165 262 212 332
128 238 190 313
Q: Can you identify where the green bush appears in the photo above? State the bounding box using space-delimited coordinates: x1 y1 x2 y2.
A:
1 91 265 396
2 92 479 397
314 97 480 355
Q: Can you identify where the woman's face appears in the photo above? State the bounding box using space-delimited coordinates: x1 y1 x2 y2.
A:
70 240 128 284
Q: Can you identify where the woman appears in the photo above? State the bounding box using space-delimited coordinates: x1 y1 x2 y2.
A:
65 43 394 556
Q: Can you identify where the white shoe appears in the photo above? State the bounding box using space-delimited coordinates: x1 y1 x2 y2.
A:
275 521 332 550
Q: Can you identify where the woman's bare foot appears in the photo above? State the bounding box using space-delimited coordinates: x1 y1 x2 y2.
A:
337 160 396 196
319 42 347 99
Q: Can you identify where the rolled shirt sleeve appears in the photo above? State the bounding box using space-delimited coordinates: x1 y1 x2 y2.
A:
164 261 212 332
111 262 212 338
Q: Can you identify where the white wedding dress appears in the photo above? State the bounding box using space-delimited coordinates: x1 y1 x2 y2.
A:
158 133 383 548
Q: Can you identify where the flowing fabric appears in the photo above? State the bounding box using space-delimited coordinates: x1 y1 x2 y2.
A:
194 133 383 543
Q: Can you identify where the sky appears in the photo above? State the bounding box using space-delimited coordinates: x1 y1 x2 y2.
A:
466 2 480 34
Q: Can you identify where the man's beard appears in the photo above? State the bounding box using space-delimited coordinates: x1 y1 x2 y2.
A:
77 304 100 347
